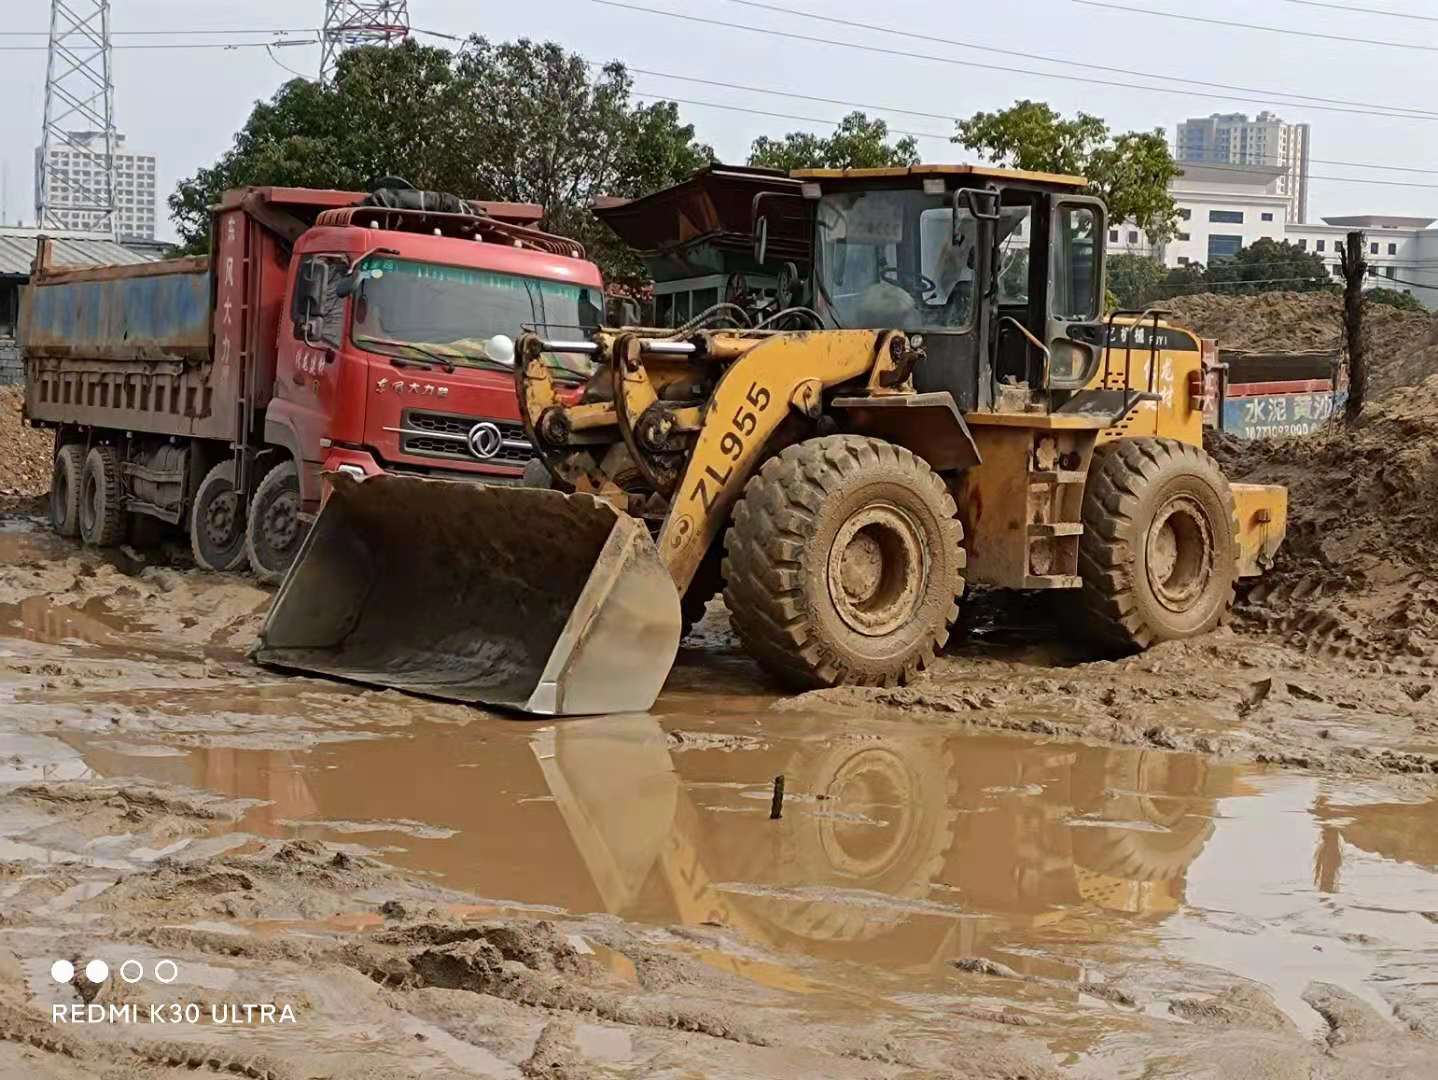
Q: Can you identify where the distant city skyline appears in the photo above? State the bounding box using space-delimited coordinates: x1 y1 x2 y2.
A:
1176 112 1312 225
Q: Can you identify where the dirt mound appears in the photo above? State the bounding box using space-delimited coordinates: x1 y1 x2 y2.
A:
1166 291 1438 401
1212 375 1438 665
0 387 49 497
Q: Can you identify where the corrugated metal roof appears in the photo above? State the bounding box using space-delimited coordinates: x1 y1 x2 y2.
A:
0 233 157 278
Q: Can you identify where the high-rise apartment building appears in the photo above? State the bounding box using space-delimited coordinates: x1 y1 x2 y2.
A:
34 131 157 241
1175 112 1311 224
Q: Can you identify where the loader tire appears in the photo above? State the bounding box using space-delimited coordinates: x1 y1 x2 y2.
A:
723 435 964 689
191 460 249 573
1076 438 1237 650
79 446 127 548
50 445 85 539
246 460 304 586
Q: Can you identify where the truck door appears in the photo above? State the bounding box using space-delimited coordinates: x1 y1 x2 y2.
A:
272 254 347 507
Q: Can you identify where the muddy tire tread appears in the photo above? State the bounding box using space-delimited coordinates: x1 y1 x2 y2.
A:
81 445 127 547
191 459 249 573
722 434 963 690
245 459 300 586
1077 438 1238 650
50 443 85 538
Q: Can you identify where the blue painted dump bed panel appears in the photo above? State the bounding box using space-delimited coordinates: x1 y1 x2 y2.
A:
20 261 212 364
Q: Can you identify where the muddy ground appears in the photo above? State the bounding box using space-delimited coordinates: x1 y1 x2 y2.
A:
2 490 1438 1080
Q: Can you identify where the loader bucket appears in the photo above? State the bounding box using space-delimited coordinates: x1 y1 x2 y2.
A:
252 473 682 716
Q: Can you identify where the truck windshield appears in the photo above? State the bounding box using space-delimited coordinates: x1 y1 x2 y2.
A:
351 257 601 369
817 189 978 332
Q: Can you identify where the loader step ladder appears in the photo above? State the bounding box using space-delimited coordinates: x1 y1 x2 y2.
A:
1023 467 1086 589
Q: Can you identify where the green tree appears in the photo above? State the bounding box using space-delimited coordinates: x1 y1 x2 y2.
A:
1106 254 1168 310
1163 262 1207 294
169 38 712 285
953 100 1182 244
1365 286 1426 312
748 111 920 171
1203 237 1330 294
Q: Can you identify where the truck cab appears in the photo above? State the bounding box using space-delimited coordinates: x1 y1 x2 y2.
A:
23 185 604 585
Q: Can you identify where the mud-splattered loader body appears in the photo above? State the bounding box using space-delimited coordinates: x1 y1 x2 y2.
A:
256 166 1287 713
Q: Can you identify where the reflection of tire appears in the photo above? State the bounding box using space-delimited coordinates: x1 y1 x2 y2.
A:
79 446 127 547
190 460 248 572
1070 815 1214 884
721 741 957 943
723 435 964 688
50 445 85 539
1073 752 1215 884
1077 439 1237 650
246 461 303 586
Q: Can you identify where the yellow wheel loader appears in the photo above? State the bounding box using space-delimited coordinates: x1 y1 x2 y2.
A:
255 166 1287 715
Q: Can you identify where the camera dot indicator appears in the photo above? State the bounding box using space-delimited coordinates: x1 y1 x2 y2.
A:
84 959 109 983
154 959 179 984
50 959 74 984
119 959 144 984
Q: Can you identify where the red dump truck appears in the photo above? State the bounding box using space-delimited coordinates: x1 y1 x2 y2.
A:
20 186 604 582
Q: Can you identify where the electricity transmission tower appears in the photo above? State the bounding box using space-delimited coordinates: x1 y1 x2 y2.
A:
37 0 118 238
320 1 411 82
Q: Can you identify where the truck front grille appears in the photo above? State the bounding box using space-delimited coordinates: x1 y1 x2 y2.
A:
391 409 535 467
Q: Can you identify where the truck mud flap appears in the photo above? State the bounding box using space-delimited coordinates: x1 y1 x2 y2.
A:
252 472 682 716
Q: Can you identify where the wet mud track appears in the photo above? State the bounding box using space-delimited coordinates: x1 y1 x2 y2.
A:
2 513 1438 1078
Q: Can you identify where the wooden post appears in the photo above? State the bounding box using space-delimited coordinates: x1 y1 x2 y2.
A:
1339 230 1367 425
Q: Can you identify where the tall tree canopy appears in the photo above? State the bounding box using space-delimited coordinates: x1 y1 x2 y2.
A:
169 39 713 284
748 112 920 171
953 100 1182 244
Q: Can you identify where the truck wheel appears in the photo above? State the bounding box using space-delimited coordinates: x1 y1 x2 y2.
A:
246 461 303 586
723 435 964 689
191 460 249 572
50 445 85 539
1076 438 1238 650
79 446 127 547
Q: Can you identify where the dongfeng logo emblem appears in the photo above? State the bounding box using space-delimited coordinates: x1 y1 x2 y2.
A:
468 422 504 460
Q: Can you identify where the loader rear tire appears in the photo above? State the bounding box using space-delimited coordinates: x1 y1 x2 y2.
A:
1076 438 1237 650
723 435 964 689
50 445 85 539
191 460 248 573
79 446 127 548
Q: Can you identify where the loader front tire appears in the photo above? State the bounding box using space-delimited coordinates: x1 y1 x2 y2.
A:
1076 438 1237 650
723 435 964 689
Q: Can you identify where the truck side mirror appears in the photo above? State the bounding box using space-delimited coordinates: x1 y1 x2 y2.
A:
753 215 769 266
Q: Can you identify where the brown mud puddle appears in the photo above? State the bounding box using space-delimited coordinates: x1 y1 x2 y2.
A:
71 705 1438 1042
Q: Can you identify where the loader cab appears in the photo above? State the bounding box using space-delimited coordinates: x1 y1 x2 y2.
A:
786 166 1106 414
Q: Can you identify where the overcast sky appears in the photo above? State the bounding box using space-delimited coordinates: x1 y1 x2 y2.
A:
3 0 1435 240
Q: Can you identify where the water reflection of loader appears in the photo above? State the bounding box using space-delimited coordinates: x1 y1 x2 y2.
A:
537 718 1227 968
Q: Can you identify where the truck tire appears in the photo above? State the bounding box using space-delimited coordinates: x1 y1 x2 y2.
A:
191 460 249 573
79 446 127 547
50 445 85 539
722 435 964 689
246 460 304 586
1076 438 1238 650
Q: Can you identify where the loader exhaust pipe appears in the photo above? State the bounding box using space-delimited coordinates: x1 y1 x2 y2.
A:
253 473 682 716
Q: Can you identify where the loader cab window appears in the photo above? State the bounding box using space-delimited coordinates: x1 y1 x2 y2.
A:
817 189 976 331
1051 206 1100 322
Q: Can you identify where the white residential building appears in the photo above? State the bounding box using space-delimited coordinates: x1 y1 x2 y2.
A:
1107 163 1438 306
1176 112 1311 224
34 131 158 241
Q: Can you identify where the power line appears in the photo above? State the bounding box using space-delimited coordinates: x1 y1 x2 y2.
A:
1275 0 1438 22
594 1 1438 122
0 39 315 51
1075 1 1438 52
617 60 1438 183
718 0 1438 118
0 27 317 36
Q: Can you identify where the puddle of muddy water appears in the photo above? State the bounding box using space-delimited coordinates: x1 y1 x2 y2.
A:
69 707 1438 1037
